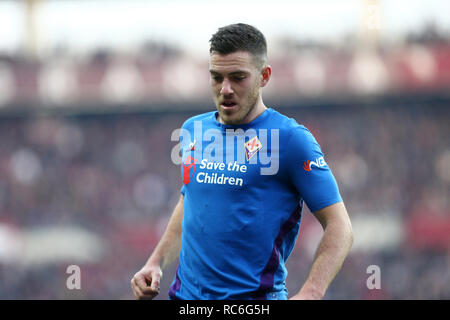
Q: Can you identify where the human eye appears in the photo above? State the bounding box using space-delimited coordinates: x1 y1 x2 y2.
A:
211 74 223 83
231 73 247 82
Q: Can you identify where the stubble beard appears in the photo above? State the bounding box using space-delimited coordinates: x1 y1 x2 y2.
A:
216 86 260 125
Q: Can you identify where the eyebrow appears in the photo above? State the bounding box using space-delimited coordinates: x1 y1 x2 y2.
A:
209 70 249 76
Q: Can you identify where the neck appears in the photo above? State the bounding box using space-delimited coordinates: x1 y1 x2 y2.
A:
218 96 267 125
244 96 267 124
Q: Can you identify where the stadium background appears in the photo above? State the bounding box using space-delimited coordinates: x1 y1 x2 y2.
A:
0 0 449 299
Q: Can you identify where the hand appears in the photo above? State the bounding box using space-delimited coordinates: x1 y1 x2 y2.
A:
131 265 163 300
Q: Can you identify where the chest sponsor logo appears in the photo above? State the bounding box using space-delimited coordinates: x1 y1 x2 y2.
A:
171 122 280 176
182 155 196 184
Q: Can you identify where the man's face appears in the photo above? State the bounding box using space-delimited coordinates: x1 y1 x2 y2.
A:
209 51 263 125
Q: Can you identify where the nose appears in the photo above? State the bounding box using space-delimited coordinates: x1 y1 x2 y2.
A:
220 78 233 95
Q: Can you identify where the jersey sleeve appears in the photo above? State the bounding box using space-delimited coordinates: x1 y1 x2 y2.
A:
286 125 342 212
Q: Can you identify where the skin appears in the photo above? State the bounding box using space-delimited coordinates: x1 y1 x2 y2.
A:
290 202 353 299
130 50 354 300
131 194 184 300
209 50 271 125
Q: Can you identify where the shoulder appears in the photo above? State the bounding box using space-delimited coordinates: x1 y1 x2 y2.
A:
268 108 316 144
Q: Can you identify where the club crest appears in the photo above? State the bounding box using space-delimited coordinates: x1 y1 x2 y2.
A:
244 136 262 161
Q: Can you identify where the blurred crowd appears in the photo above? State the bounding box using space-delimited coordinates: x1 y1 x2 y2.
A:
0 23 449 299
0 100 448 299
1 24 450 109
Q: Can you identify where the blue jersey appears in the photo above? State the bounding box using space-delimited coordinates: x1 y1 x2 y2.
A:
169 108 342 300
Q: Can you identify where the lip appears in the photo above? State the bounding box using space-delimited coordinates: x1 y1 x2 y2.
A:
220 101 238 110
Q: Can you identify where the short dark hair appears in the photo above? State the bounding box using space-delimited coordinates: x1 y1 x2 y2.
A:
209 23 267 68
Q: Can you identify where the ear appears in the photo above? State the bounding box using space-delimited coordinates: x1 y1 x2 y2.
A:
260 65 272 88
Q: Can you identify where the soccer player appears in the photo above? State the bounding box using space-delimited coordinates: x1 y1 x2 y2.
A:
131 23 353 300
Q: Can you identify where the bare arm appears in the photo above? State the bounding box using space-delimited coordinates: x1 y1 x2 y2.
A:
131 194 184 299
147 194 184 270
290 201 354 300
